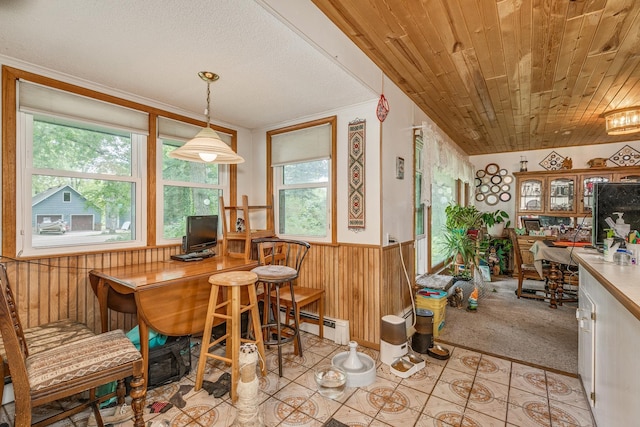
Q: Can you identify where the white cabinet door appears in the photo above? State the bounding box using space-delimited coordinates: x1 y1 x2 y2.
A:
577 285 595 408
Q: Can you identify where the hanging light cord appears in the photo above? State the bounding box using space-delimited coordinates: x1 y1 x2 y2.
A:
204 81 211 125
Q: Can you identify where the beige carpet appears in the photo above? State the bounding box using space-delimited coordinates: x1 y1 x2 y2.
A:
431 276 578 374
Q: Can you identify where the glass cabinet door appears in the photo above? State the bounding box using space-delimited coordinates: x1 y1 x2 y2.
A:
581 174 611 213
549 177 576 213
519 178 543 212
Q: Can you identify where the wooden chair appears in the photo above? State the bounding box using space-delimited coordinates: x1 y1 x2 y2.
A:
507 228 549 299
0 264 146 427
273 285 325 339
219 195 275 261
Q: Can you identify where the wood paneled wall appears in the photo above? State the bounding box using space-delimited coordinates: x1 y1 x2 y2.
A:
1 246 180 335
2 240 413 349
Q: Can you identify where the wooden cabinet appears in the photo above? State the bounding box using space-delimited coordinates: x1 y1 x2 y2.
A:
514 166 640 225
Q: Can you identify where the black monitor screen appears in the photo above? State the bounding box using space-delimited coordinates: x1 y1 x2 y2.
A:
185 215 218 254
592 182 640 246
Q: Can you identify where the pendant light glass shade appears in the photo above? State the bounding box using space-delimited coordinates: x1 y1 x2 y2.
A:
603 107 640 135
169 72 244 164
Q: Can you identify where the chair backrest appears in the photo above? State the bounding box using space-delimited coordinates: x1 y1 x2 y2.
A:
254 238 310 274
0 264 31 399
507 228 524 267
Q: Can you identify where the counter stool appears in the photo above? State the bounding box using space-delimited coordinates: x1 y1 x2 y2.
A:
195 271 266 402
252 238 310 377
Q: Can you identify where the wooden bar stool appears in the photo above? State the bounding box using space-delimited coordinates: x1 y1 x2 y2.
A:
195 271 266 402
253 238 310 377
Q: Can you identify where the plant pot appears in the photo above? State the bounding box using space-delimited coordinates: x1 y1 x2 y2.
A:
487 223 505 237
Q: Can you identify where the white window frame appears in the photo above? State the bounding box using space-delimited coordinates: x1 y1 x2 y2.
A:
155 136 229 245
273 160 332 243
16 113 147 257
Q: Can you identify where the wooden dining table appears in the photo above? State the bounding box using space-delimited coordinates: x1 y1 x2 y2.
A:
88 255 258 385
530 240 581 308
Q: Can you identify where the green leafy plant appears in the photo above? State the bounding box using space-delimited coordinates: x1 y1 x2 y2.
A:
442 203 483 278
481 209 510 228
441 229 477 265
445 204 483 231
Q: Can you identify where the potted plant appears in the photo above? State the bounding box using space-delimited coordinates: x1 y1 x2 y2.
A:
445 204 483 232
440 227 478 277
441 204 483 278
481 209 510 237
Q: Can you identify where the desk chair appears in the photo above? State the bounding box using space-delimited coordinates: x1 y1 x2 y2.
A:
0 264 146 427
252 238 310 377
508 229 549 299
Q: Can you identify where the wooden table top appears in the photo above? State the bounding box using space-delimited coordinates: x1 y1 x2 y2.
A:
89 256 258 291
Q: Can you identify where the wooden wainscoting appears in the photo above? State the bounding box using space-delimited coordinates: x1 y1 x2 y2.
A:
297 241 413 348
2 240 413 349
1 247 180 335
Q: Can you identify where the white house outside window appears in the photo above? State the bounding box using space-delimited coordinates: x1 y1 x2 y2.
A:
17 80 146 256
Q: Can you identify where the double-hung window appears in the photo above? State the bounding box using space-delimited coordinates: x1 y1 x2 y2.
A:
269 118 335 242
157 117 229 242
16 80 147 256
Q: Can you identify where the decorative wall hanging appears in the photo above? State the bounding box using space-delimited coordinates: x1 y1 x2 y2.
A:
348 118 366 230
608 144 640 166
475 163 512 205
376 94 389 122
539 151 565 170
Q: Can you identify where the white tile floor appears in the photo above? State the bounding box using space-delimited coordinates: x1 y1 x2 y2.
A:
1 331 594 426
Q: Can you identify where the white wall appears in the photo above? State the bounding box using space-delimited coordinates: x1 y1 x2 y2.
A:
470 140 640 223
249 99 381 245
380 76 418 245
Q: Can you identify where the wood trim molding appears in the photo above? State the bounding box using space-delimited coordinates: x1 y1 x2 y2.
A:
265 115 337 243
1 65 238 257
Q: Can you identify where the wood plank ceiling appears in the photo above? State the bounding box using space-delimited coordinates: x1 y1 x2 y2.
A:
312 0 640 155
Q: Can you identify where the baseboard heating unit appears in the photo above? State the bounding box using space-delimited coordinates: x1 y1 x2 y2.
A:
278 308 349 345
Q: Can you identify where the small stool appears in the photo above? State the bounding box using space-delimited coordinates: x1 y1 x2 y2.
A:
195 271 266 402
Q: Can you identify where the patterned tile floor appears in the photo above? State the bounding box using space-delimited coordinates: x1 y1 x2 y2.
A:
1 331 594 426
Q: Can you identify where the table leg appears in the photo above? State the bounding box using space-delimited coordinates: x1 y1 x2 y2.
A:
96 278 110 333
547 262 562 309
137 318 150 387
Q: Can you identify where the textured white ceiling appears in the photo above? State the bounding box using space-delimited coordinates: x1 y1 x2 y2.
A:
0 0 376 129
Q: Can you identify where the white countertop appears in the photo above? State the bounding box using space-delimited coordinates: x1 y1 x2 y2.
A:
572 247 640 320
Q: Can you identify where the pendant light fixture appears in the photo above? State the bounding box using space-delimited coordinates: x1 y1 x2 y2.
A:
169 71 244 164
603 107 640 135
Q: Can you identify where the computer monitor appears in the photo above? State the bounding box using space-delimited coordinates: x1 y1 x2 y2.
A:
592 182 640 247
184 215 218 254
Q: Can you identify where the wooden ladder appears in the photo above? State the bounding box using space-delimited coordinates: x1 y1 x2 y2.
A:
220 195 275 260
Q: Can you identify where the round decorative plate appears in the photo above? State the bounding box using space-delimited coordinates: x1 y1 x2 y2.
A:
490 185 501 193
503 175 514 184
475 178 482 187
501 184 510 192
476 170 486 178
480 184 490 193
499 192 511 202
486 194 499 205
499 168 508 176
490 175 502 185
485 163 499 175
475 193 485 202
